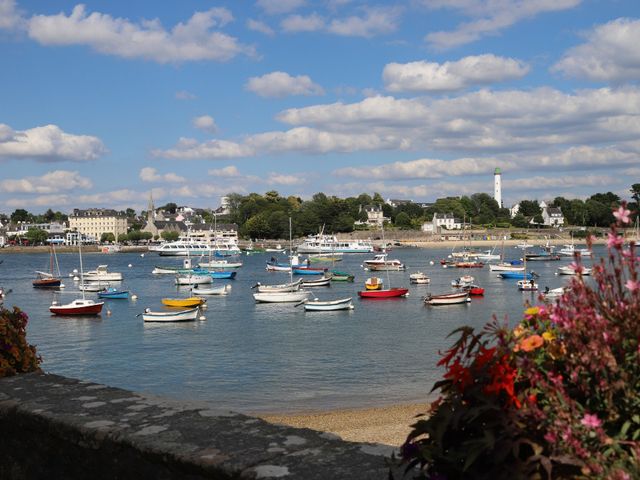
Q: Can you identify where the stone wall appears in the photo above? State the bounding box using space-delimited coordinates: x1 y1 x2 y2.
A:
0 373 400 479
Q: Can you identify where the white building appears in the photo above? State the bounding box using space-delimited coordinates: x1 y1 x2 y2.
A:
68 208 128 242
355 205 388 227
542 206 565 227
432 213 462 230
494 167 502 208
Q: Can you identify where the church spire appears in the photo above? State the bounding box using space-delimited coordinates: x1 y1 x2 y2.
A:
147 192 155 222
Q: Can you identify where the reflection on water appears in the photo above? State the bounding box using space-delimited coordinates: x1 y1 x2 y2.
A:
0 246 600 412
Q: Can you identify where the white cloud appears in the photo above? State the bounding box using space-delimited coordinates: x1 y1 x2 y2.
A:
28 5 254 63
192 115 218 134
246 71 324 98
0 123 106 162
0 0 24 30
175 90 196 100
247 18 274 36
383 55 529 93
256 0 306 15
139 167 186 183
423 0 581 49
281 13 325 33
552 18 640 82
267 173 304 185
327 6 401 37
0 170 92 194
208 165 242 177
152 137 253 159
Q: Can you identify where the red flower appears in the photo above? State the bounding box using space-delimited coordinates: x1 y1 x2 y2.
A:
444 358 472 391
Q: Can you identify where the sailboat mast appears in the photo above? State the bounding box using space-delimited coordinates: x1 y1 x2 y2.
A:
381 223 391 288
79 237 86 300
289 217 293 283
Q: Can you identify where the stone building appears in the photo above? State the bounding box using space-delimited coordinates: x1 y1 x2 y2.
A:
68 208 128 242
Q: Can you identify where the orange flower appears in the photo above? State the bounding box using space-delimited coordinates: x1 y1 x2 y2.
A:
516 334 544 352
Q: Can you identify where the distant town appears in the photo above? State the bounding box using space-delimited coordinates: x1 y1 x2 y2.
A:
2 176 638 248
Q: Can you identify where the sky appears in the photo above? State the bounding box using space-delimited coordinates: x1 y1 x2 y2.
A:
0 0 639 215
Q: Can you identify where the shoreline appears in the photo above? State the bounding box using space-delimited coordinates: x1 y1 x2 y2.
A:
256 402 431 447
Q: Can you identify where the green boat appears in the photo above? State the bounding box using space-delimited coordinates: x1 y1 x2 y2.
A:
330 270 354 282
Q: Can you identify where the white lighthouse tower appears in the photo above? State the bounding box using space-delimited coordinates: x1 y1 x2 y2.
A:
494 167 502 208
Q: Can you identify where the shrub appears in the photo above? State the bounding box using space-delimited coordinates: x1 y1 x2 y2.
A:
0 306 42 377
396 203 640 479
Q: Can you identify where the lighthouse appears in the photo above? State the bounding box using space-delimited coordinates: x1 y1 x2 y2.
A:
494 167 502 208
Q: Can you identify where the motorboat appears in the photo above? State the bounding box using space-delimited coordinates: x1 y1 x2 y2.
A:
207 270 237 279
191 285 231 296
175 274 212 285
499 271 537 280
50 298 104 315
251 279 302 293
97 288 129 299
424 292 470 305
559 244 592 258
253 290 311 303
476 249 501 261
84 265 123 282
358 288 409 299
161 297 205 308
557 265 592 276
301 276 332 287
454 260 484 268
451 275 474 287
409 272 430 284
79 282 109 292
197 259 243 269
299 297 354 311
150 237 240 257
363 254 405 271
141 307 200 322
464 285 485 296
365 277 383 290
542 286 565 298
517 280 539 291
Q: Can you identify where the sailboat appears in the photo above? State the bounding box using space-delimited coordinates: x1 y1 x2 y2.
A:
489 236 525 272
33 243 62 288
517 247 538 291
50 239 104 315
358 224 408 299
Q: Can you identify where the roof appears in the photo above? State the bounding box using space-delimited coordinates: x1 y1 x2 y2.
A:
494 167 502 174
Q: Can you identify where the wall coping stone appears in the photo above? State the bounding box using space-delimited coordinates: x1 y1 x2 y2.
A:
0 373 406 479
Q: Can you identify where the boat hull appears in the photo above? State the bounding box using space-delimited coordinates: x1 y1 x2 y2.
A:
191 285 231 295
358 288 408 298
142 307 199 322
97 290 129 299
424 292 469 305
301 277 332 287
33 278 62 288
253 291 310 303
50 300 104 315
499 271 534 280
175 275 212 285
303 298 353 311
161 297 205 308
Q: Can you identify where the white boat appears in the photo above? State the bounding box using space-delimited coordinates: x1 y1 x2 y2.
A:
488 263 525 272
297 232 373 254
301 276 332 287
542 286 565 298
191 285 231 296
265 263 292 272
150 237 241 256
141 307 200 322
265 244 286 253
409 272 430 284
557 265 592 275
79 282 109 292
424 292 470 305
175 274 212 285
515 242 534 249
517 279 539 291
198 259 243 269
252 279 303 293
558 244 592 257
476 249 501 261
83 265 123 281
451 275 474 287
253 290 311 303
300 297 354 311
364 254 406 271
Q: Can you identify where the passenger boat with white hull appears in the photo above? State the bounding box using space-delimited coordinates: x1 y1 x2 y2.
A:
296 232 373 254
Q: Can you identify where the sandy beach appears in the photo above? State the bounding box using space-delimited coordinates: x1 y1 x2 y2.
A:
257 402 430 446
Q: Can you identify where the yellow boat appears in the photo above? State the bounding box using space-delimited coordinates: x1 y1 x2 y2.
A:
365 277 383 290
161 297 205 308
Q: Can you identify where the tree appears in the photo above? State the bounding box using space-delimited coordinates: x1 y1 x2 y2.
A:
24 228 48 245
395 212 413 229
511 214 529 228
161 231 180 241
518 200 541 218
533 214 544 225
125 208 136 217
117 233 128 243
10 209 32 223
100 232 115 243
43 209 55 222
159 202 177 214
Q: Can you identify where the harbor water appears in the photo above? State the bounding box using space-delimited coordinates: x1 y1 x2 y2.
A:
0 246 600 413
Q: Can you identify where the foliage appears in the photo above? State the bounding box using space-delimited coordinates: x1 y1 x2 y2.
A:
10 209 32 223
0 307 42 377
100 232 115 243
24 228 48 245
396 203 640 479
161 230 180 242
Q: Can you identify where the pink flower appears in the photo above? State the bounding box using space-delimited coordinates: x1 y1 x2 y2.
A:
607 232 624 249
580 413 602 428
625 279 640 292
613 206 631 224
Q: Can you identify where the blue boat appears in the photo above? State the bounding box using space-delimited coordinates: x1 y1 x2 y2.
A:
209 271 237 279
97 288 129 299
293 267 329 276
498 271 536 280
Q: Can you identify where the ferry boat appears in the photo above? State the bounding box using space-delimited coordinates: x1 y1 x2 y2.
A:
149 236 241 256
296 233 373 254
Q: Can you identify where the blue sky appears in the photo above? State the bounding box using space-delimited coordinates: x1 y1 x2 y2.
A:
1 0 639 214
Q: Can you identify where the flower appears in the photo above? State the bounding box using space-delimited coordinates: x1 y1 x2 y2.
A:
607 232 625 249
613 205 631 224
542 331 555 342
524 306 540 316
580 413 602 429
513 325 527 338
625 279 640 292
516 335 544 352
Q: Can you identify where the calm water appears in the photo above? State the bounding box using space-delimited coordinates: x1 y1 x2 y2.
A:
0 246 600 413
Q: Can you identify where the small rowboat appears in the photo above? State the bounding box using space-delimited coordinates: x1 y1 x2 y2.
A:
141 307 199 323
161 297 205 308
424 292 470 305
252 279 302 293
358 288 409 299
298 297 354 311
301 276 332 287
208 270 237 279
293 267 329 275
266 263 291 272
308 253 343 263
50 298 104 315
253 290 311 303
542 286 565 298
175 274 212 286
365 277 383 290
330 270 355 282
191 285 231 296
409 272 430 284
97 288 129 299
197 260 243 269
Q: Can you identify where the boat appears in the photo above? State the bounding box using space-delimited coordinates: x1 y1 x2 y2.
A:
197 259 243 269
301 276 332 287
97 288 129 299
542 286 565 298
298 297 354 311
251 279 303 293
100 244 121 254
424 291 470 305
141 307 200 322
518 279 539 291
191 285 231 296
83 265 123 282
476 248 501 262
253 290 311 303
515 242 535 249
150 235 241 256
464 285 485 296
498 270 537 280
152 258 196 275
266 254 300 272
489 262 525 272
525 243 561 261
161 297 205 308
50 240 104 316
33 244 62 288
365 277 383 290
207 270 237 279
330 270 355 282
451 275 474 287
265 244 286 253
358 288 409 299
559 244 592 258
454 259 484 268
409 272 430 284
296 230 373 254
557 265 592 276
79 281 110 292
308 253 343 263
175 274 212 286
293 266 329 275
363 254 406 271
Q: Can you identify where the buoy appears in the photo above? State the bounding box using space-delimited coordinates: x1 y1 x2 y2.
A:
131 294 138 300
199 315 206 320
73 276 79 281
442 265 448 269
128 264 132 268
106 310 112 316
51 301 58 306
140 253 145 257
144 308 151 313
68 273 74 277
73 268 78 274
429 260 434 266
447 254 452 259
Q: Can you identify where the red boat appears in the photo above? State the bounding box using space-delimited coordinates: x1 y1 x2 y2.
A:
49 299 104 316
465 285 485 296
358 288 409 298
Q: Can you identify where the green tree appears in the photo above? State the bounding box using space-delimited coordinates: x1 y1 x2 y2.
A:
125 208 136 217
117 233 128 243
100 232 116 243
10 209 32 223
518 200 541 218
24 228 48 245
334 213 355 232
159 202 177 214
511 214 529 228
533 214 544 225
395 211 413 229
161 231 180 241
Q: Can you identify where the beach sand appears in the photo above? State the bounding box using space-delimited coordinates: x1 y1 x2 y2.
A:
257 402 430 446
